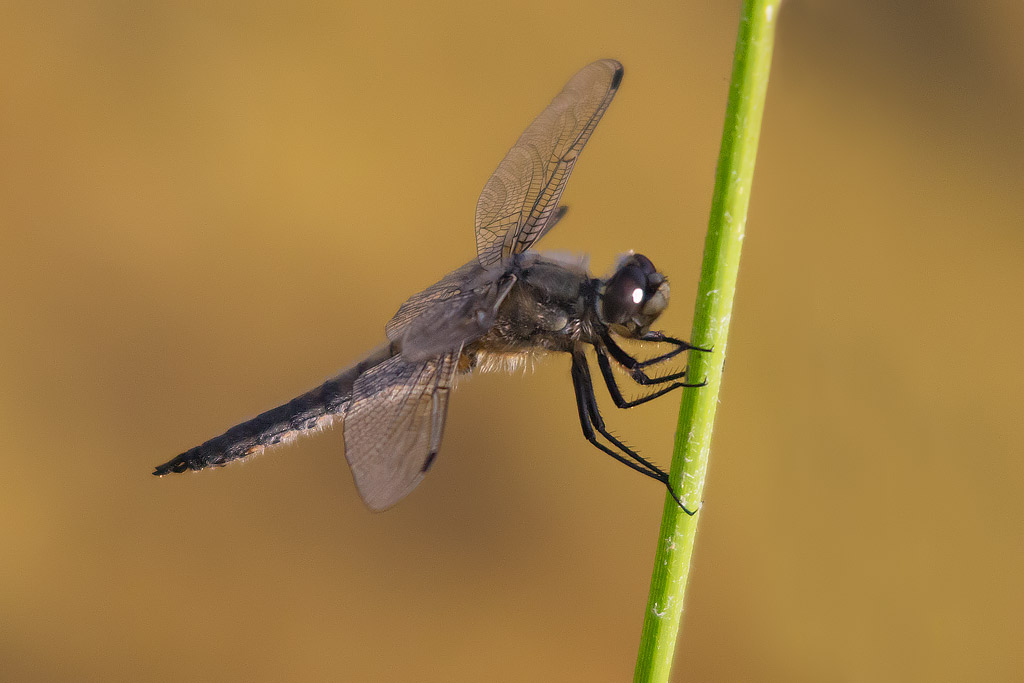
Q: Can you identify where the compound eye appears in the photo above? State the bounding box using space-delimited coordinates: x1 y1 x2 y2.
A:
602 264 648 325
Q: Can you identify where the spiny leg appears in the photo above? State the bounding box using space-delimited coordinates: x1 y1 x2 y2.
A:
615 331 714 370
596 347 691 408
571 354 664 481
571 352 696 515
633 334 699 367
602 335 708 387
638 331 713 356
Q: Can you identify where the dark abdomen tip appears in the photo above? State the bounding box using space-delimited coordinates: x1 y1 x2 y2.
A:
153 448 203 475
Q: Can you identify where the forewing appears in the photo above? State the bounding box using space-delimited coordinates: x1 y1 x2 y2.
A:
385 258 514 363
385 260 484 342
475 59 623 269
344 352 458 511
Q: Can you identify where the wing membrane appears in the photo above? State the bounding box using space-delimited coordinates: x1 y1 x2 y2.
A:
475 59 623 268
344 352 458 511
385 260 486 342
385 258 514 362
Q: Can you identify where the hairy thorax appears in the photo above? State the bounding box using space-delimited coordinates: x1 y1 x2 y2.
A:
461 253 600 374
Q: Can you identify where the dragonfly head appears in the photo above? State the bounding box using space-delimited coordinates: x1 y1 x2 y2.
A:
598 253 670 338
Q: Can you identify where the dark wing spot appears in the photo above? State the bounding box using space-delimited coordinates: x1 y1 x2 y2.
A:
611 65 624 89
421 450 438 473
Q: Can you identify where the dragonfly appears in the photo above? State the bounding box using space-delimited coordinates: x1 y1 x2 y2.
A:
154 59 709 512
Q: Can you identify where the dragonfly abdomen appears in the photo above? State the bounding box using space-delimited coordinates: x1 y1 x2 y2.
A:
153 342 395 476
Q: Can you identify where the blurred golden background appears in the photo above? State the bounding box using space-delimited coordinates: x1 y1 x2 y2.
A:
1 2 1021 681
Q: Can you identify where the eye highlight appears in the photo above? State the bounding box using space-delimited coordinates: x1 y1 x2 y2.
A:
631 287 644 304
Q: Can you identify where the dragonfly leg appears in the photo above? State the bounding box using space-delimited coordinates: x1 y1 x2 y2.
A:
596 347 690 408
606 330 713 370
638 330 713 358
570 352 697 515
602 335 707 387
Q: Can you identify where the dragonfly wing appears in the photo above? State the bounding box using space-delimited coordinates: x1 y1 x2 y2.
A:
344 351 459 511
385 258 514 363
475 59 623 269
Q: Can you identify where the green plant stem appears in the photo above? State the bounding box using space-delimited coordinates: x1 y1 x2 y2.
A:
633 1 781 681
